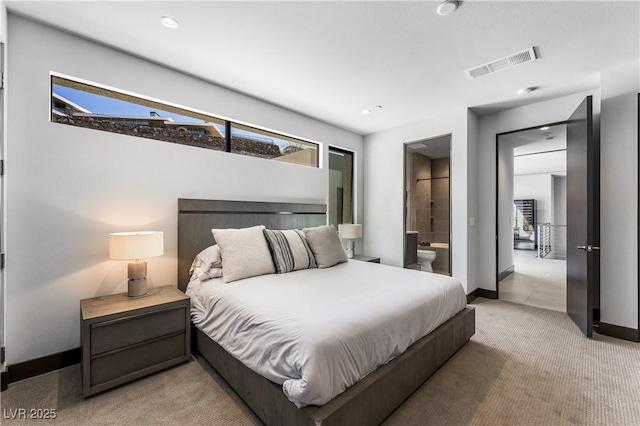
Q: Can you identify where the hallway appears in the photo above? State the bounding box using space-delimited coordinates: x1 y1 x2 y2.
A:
499 249 566 312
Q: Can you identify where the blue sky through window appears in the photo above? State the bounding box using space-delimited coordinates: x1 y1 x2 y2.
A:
53 84 312 151
53 85 203 124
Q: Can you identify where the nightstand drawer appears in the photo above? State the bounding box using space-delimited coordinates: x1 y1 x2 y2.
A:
91 306 186 356
91 333 187 386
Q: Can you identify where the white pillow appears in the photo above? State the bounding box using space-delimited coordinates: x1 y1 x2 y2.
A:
212 225 276 283
189 244 222 281
302 225 348 268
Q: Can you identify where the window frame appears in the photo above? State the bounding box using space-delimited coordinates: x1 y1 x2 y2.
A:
50 73 320 168
328 145 355 227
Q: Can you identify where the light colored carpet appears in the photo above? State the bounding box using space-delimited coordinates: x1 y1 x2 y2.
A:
2 298 640 425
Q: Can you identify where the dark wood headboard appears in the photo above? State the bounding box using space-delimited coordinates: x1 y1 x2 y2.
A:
177 199 327 291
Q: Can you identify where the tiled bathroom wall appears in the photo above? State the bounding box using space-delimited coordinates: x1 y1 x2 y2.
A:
412 153 432 244
431 158 450 244
409 152 450 275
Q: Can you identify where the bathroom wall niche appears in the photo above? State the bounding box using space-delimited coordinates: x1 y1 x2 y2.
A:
404 135 451 275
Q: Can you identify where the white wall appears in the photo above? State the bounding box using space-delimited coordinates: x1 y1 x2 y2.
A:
364 108 475 294
553 176 567 257
466 110 479 292
599 61 639 329
476 90 600 292
553 176 567 226
5 15 363 364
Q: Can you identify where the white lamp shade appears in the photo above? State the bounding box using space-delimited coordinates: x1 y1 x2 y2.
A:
338 224 362 239
109 231 164 260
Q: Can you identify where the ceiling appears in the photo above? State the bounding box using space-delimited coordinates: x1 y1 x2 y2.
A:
407 135 451 159
501 124 567 176
507 124 566 154
6 1 639 135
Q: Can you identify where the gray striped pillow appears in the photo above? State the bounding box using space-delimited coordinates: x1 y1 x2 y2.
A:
263 229 317 273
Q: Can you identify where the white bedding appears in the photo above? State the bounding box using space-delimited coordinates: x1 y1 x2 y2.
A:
186 259 466 407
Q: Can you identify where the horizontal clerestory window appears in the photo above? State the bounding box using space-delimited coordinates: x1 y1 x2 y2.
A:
50 75 319 168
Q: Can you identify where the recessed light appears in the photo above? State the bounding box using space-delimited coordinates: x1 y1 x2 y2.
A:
374 105 383 110
361 109 371 115
517 87 535 96
540 126 550 131
161 16 179 29
437 0 459 16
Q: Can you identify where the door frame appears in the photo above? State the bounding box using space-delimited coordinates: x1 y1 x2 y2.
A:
328 145 355 228
494 120 567 297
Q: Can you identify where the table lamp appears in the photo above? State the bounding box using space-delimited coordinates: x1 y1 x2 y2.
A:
338 224 362 259
109 231 164 297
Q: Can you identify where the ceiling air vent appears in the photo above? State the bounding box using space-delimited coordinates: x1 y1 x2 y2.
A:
466 47 537 79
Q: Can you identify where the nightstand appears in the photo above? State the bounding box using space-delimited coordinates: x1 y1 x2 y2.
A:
352 255 381 263
81 285 190 397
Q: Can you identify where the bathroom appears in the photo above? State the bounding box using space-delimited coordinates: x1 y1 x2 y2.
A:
404 135 451 275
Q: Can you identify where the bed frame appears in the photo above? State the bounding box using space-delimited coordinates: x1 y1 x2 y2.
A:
177 198 475 426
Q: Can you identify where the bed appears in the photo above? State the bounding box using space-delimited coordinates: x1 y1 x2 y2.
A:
177 199 475 426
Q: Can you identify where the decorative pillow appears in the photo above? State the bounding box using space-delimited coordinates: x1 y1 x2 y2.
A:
263 229 317 273
189 244 222 281
302 225 348 268
212 225 276 283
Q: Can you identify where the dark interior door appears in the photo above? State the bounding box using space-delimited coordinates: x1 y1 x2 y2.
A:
566 96 599 337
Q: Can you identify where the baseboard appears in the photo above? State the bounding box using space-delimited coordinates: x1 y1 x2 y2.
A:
1 371 7 391
467 288 498 302
498 265 515 281
3 348 81 390
597 322 640 342
475 288 499 300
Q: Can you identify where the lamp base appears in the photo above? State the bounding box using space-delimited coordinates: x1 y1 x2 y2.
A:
128 278 147 297
346 241 355 259
127 261 148 297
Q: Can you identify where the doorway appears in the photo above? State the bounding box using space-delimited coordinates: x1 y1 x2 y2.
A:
497 123 567 312
495 96 600 337
403 135 451 276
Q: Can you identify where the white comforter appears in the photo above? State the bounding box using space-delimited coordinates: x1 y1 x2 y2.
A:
186 260 466 407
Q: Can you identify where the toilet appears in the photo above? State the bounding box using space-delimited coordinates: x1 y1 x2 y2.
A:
417 249 436 272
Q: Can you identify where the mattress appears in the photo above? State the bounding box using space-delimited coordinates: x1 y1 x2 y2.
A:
187 259 466 407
